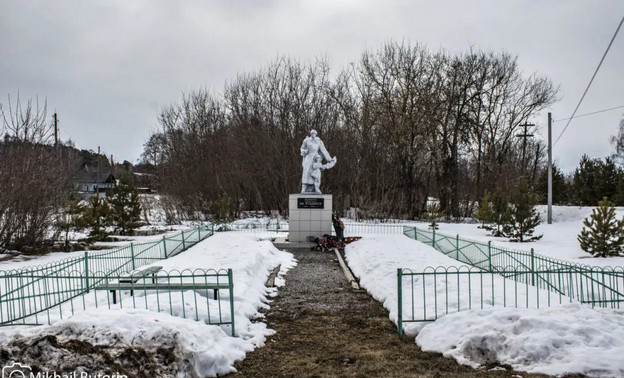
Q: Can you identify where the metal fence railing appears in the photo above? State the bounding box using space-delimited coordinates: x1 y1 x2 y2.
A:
398 266 567 336
0 225 215 327
214 220 288 233
342 223 405 236
213 219 405 236
397 226 624 335
0 268 235 335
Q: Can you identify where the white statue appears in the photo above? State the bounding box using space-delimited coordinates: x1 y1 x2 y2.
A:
300 129 336 194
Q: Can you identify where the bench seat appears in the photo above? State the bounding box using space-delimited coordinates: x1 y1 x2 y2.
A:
95 281 230 303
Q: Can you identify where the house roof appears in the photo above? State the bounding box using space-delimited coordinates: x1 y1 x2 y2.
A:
72 171 116 184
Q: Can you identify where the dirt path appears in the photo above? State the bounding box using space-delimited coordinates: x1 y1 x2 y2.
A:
232 248 551 378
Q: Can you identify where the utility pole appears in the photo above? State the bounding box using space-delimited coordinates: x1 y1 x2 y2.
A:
547 112 553 224
53 113 59 152
516 122 535 173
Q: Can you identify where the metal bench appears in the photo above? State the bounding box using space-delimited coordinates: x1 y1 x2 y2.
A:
95 266 228 304
96 266 163 303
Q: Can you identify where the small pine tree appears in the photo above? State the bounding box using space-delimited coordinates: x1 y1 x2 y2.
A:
426 202 442 230
485 190 510 237
107 183 142 235
578 197 624 257
77 196 111 241
211 193 233 223
54 193 83 250
505 179 543 242
474 191 494 229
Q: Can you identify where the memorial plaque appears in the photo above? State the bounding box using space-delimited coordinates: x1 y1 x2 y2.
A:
297 197 324 209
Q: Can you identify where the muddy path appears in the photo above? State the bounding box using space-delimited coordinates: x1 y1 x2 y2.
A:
232 248 551 378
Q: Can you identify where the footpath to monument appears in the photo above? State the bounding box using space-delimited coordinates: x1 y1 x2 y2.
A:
231 248 546 378
233 131 548 376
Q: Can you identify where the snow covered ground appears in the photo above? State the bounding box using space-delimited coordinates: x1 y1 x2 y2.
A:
345 233 624 377
0 226 202 272
423 205 624 267
0 232 296 377
2 205 624 376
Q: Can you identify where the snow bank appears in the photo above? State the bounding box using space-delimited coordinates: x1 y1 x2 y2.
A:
0 309 253 377
346 234 624 377
0 233 296 376
346 235 563 334
153 232 297 344
345 233 461 331
417 304 624 377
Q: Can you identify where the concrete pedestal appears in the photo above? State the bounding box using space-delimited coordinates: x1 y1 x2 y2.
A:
288 194 332 242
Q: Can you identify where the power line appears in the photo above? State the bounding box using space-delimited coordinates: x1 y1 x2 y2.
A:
552 104 624 123
553 16 624 146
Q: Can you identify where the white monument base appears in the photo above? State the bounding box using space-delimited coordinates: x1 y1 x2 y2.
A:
288 194 332 243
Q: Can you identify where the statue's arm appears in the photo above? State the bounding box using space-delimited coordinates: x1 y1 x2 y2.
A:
318 140 333 161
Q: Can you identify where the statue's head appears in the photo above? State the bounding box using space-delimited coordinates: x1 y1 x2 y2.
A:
310 129 318 137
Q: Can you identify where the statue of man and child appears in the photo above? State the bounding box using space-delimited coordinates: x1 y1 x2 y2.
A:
300 129 337 194
299 130 358 248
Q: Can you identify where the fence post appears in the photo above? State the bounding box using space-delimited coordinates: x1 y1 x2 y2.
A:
432 228 436 249
84 252 90 293
130 243 136 270
530 248 535 286
181 231 186 250
276 219 280 233
488 241 492 271
198 225 201 240
397 268 403 337
414 227 417 241
456 234 460 260
228 269 236 337
211 223 214 235
162 236 168 259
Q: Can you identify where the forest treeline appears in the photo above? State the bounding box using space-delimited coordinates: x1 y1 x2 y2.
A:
141 42 559 219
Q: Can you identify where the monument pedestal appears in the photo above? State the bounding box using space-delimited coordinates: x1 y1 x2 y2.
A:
288 194 332 243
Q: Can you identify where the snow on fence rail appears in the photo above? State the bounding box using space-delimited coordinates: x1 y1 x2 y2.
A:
0 225 214 327
0 268 235 335
398 226 624 336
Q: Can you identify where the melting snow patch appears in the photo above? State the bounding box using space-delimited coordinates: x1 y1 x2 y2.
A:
0 309 253 377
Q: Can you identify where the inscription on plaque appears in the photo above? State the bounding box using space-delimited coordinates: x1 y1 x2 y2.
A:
297 198 324 209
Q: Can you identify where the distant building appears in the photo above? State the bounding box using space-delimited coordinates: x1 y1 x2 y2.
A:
73 171 117 199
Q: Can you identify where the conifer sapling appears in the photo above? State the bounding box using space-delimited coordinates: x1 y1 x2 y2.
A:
426 202 441 230
485 190 510 237
474 191 494 229
505 178 543 242
578 197 624 257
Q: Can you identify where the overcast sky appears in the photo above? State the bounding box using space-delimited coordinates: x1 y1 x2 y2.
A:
1 1 623 172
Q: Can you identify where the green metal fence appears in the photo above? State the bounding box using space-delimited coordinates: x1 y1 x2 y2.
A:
214 220 288 233
397 226 624 335
404 226 624 304
397 265 570 336
214 219 405 236
0 268 235 335
0 225 214 327
342 223 405 236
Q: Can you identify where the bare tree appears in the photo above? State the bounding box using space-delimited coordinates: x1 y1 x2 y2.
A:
0 94 74 252
0 93 54 144
142 43 559 221
611 117 624 166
